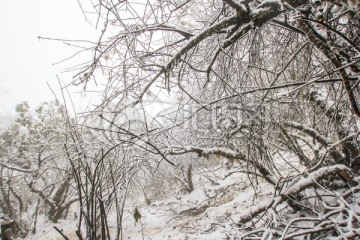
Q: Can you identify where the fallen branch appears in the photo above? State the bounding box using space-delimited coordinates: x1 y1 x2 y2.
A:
53 226 70 240
236 164 353 224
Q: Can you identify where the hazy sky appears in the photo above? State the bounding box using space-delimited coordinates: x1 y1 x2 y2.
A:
0 0 99 115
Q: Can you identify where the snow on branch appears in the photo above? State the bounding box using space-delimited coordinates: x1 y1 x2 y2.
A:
134 23 194 39
284 121 344 162
166 145 278 184
167 146 246 159
0 162 33 173
236 164 353 224
284 121 330 146
138 0 307 102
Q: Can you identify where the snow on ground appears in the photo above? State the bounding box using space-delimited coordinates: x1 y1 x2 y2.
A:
27 218 78 240
27 165 273 240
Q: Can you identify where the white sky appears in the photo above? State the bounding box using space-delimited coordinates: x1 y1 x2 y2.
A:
0 0 100 115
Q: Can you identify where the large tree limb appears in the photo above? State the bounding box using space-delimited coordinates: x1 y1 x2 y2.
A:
167 146 277 184
0 163 33 173
236 164 354 224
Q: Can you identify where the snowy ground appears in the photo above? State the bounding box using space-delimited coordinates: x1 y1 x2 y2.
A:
27 166 273 240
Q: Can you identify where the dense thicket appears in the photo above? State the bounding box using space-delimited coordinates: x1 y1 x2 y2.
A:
72 0 360 238
72 0 360 181
1 0 359 239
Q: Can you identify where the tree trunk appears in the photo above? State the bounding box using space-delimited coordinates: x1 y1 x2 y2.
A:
1 220 18 240
187 164 194 193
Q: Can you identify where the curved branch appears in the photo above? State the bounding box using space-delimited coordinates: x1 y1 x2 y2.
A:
236 164 353 224
167 146 277 184
283 121 344 162
0 163 33 173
